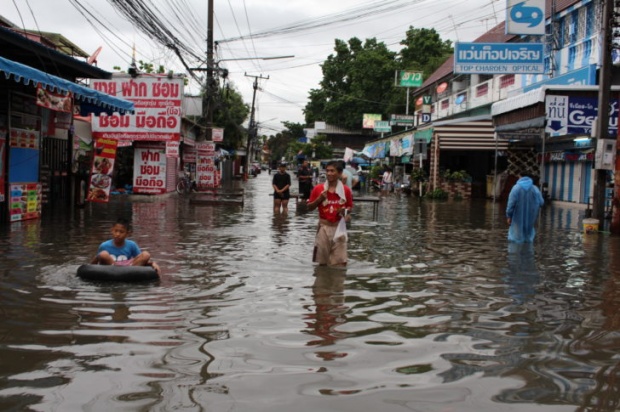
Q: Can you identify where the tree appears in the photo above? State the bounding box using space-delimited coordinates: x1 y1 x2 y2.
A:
304 37 399 130
212 84 250 150
399 27 453 80
267 121 306 164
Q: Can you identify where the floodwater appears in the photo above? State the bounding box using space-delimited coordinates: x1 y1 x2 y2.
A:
1 172 620 412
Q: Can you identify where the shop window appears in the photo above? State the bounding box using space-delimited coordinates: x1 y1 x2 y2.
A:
500 75 515 88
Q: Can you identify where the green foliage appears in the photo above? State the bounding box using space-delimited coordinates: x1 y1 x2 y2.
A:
304 37 399 129
441 169 471 182
370 165 383 179
411 168 427 182
399 27 454 80
424 188 448 200
304 28 454 129
212 84 250 149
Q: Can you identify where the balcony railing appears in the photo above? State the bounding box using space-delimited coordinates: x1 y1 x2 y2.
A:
415 76 520 122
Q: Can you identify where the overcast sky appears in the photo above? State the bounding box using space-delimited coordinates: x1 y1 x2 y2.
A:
5 0 505 134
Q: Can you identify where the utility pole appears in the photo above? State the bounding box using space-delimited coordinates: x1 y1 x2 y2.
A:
244 72 269 179
204 0 215 141
593 0 614 223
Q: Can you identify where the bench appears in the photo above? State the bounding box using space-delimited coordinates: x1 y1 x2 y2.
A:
353 196 380 218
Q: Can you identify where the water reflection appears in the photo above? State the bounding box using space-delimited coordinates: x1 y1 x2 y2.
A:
503 242 540 305
4 173 620 411
305 267 347 355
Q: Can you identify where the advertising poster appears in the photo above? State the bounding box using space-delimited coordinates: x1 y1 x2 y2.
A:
196 142 220 188
91 76 183 142
36 86 72 113
9 183 41 222
133 146 167 194
87 138 118 203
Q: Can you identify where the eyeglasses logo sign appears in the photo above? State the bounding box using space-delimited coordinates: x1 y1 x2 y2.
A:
506 0 545 36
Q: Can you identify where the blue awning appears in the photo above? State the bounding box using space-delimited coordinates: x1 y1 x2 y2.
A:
0 56 134 114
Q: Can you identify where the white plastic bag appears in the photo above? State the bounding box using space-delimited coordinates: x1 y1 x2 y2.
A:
333 217 348 242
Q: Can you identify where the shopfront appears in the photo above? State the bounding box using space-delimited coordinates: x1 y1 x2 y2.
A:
0 56 134 223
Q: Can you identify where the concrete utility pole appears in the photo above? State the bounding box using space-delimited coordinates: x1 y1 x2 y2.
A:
244 72 269 178
593 0 614 223
204 0 215 142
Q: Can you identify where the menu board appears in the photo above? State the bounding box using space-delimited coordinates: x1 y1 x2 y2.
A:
87 138 118 203
9 128 39 149
9 183 42 222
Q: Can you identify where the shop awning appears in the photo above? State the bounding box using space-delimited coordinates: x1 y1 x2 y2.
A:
0 56 134 114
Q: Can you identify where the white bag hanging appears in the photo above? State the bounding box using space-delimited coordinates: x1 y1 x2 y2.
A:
333 217 348 242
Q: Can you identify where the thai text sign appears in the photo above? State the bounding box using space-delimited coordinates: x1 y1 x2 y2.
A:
133 147 167 194
397 71 423 88
374 121 392 133
91 76 183 142
545 95 619 137
506 0 545 36
390 114 415 126
87 138 117 203
454 43 544 74
196 142 220 188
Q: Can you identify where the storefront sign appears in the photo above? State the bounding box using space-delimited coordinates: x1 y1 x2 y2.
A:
196 142 220 188
396 71 423 88
9 128 39 149
390 114 415 126
374 121 392 133
91 76 183 142
540 151 594 162
363 114 382 129
454 43 544 74
87 138 118 203
166 141 180 158
212 127 224 142
506 0 545 35
36 86 72 112
9 183 41 222
133 147 167 194
545 95 619 137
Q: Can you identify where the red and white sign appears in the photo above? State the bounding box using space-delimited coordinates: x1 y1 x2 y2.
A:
91 76 183 142
166 141 180 158
133 147 167 194
195 142 220 188
212 128 224 142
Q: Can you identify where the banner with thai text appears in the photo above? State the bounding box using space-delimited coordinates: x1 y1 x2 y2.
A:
196 142 220 188
87 138 118 203
91 75 183 142
133 146 167 194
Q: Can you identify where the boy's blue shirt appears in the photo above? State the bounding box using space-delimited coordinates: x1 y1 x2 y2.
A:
97 239 141 262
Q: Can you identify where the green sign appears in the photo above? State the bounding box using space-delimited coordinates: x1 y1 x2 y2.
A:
374 120 392 133
390 114 415 126
398 71 423 88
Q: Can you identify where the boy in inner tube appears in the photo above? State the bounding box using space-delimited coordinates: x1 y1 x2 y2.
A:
91 218 161 275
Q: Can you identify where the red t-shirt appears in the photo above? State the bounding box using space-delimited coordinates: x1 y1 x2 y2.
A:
309 184 353 223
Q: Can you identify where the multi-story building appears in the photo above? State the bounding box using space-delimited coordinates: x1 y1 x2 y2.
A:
364 0 609 204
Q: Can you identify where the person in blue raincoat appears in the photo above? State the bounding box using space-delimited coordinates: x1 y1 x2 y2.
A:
506 173 545 243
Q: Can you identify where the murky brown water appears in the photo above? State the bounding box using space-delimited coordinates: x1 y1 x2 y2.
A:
1 172 620 411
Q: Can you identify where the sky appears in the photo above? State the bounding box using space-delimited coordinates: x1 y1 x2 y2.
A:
4 0 506 135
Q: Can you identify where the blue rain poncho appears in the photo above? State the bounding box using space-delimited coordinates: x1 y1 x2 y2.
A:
506 176 545 243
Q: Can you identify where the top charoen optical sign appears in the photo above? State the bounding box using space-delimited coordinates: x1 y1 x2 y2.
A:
506 0 546 36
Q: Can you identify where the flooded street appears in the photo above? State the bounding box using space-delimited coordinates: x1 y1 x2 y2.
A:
2 172 620 411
